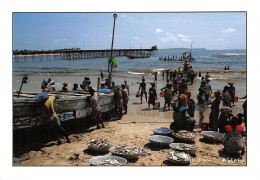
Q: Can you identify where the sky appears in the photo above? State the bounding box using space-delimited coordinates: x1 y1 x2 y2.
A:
13 12 246 50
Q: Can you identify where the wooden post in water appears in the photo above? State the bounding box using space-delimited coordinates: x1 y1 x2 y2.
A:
17 74 28 98
97 77 100 91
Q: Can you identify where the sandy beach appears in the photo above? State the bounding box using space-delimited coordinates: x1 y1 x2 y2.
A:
13 73 247 166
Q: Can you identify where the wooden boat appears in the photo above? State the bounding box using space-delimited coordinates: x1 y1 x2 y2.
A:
127 54 150 59
13 91 114 129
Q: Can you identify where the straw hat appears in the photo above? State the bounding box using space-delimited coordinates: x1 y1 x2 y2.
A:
228 81 234 85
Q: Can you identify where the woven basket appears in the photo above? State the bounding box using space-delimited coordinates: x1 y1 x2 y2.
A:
88 141 112 152
109 147 139 160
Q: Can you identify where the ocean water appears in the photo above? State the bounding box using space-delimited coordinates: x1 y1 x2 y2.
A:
13 49 246 75
12 49 246 96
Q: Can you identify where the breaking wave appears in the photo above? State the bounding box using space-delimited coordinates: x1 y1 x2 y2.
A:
213 53 246 58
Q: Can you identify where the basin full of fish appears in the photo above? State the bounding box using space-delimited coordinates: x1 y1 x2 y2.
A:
173 130 197 141
200 131 224 142
110 146 150 159
95 159 124 166
170 143 198 155
87 139 112 152
88 155 127 166
166 151 191 165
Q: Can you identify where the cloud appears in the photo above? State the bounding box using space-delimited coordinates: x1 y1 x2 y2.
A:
177 34 190 42
82 34 89 37
155 28 164 33
134 37 139 40
159 32 178 43
177 34 189 38
222 28 236 33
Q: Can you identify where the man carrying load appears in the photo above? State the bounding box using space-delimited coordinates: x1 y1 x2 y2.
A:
35 93 70 145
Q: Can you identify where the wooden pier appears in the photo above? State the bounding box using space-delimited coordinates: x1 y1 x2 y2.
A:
13 46 158 61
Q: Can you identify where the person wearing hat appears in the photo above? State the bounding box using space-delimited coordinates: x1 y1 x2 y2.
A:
62 82 69 92
197 88 207 124
223 116 245 155
138 78 147 104
209 90 221 131
121 84 129 114
222 86 231 107
35 93 70 144
148 83 157 109
86 88 105 129
228 82 235 106
114 85 123 119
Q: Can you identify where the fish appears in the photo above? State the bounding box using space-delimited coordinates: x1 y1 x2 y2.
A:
96 159 123 166
111 146 150 156
88 139 111 149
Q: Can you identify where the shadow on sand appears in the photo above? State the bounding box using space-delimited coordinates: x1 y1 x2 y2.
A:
13 117 109 158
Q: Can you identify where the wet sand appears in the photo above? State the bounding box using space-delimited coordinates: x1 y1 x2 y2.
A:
13 74 246 166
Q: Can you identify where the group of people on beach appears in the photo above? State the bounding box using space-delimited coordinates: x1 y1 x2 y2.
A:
36 71 132 144
36 61 246 155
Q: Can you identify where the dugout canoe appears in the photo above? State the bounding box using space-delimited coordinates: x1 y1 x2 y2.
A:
13 92 114 128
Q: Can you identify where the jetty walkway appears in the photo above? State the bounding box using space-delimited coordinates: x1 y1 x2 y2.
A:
13 46 158 61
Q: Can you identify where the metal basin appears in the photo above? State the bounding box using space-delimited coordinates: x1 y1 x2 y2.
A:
200 131 224 142
169 143 198 155
152 127 174 135
166 151 191 165
148 135 173 146
88 155 127 166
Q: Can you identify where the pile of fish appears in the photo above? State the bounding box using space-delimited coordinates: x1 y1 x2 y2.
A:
174 130 197 140
167 151 190 162
95 159 123 166
204 134 215 138
88 139 111 151
111 146 150 156
175 144 197 151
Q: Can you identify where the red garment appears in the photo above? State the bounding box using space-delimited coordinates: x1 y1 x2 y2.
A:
225 125 244 133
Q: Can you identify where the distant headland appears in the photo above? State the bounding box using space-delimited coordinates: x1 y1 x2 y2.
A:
159 48 207 51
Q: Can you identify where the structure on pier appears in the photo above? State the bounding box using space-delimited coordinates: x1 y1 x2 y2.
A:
13 46 158 60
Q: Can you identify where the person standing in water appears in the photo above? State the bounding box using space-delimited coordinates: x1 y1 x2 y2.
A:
228 82 235 106
154 71 158 82
138 78 147 104
148 83 157 109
